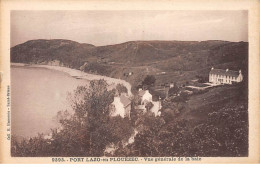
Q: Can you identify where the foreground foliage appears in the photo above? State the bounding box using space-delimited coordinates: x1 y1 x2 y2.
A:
115 102 248 157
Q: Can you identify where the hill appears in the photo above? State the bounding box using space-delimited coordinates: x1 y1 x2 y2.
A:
11 39 248 90
11 39 96 68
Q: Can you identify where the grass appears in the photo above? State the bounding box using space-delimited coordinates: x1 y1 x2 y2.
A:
181 83 247 121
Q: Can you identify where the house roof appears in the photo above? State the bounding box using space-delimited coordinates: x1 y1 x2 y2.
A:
120 95 131 107
210 69 240 77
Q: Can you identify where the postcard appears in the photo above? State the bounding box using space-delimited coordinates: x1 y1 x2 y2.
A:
0 0 259 164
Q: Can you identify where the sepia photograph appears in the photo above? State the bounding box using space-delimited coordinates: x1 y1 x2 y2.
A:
9 10 249 158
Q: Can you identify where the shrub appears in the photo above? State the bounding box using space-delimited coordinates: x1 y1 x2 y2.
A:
116 83 128 95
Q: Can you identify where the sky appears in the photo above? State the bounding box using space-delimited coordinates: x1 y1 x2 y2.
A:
11 10 248 47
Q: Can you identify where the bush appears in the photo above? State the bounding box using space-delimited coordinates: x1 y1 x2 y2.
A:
142 75 156 87
116 83 128 95
196 75 208 83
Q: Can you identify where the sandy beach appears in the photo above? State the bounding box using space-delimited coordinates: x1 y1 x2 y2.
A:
11 63 133 96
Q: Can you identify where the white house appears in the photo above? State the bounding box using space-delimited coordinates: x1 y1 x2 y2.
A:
150 101 162 117
209 67 243 85
138 89 153 105
110 95 131 118
138 89 161 116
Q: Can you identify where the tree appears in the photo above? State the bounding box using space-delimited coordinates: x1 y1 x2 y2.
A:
130 114 165 156
168 85 179 97
70 79 114 119
142 75 156 88
145 102 154 112
116 83 128 95
196 75 208 83
57 79 133 156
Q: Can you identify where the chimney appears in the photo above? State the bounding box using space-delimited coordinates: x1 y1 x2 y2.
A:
211 67 214 70
226 69 229 72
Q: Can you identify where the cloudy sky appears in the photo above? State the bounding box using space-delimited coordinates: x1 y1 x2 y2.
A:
11 10 248 47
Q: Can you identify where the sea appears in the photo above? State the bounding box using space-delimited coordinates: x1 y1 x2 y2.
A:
11 66 89 138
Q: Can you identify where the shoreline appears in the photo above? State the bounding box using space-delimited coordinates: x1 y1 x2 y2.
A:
11 63 133 96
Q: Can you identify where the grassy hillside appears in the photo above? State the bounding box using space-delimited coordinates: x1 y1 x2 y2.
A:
11 39 248 89
182 82 248 121
11 39 96 68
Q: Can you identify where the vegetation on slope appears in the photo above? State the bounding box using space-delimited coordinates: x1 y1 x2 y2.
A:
114 101 247 157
